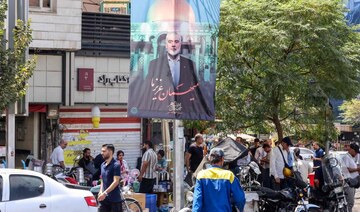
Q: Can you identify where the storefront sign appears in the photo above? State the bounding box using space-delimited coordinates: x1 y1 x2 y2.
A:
98 74 129 86
78 68 94 91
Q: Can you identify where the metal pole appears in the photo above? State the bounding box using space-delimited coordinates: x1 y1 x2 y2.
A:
5 0 17 169
173 119 184 211
6 107 16 168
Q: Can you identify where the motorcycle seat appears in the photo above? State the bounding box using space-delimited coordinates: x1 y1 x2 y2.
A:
256 187 281 199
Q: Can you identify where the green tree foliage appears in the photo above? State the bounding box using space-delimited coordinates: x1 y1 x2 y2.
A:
217 0 360 141
339 99 360 124
0 2 36 112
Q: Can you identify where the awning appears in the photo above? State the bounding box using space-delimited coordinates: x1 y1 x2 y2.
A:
29 104 47 113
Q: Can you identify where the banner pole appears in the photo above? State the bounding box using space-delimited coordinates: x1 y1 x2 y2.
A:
173 119 184 210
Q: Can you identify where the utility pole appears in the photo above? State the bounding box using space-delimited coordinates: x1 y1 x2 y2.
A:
5 0 17 169
173 120 185 210
5 0 27 168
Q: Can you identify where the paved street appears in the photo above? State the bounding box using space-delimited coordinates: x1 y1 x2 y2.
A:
354 189 360 210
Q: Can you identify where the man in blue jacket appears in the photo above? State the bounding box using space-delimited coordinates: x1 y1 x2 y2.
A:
193 148 246 212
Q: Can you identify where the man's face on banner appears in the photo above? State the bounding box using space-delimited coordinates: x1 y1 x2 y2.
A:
166 33 181 57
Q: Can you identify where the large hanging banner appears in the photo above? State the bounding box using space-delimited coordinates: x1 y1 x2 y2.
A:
128 0 220 120
345 0 360 26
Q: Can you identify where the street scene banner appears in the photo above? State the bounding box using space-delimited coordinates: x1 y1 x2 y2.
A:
128 0 220 120
345 0 360 26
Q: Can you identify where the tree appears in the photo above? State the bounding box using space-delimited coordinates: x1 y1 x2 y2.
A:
217 0 360 142
339 99 360 125
0 2 36 112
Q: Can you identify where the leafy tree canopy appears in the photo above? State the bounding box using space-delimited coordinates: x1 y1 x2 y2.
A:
0 2 36 112
339 98 360 125
216 0 360 142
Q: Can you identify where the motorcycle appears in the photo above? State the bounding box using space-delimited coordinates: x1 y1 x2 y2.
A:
46 155 82 185
309 152 350 212
253 155 320 212
255 171 320 212
238 161 261 190
178 183 194 212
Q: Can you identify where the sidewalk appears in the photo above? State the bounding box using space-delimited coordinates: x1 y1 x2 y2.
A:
354 189 360 210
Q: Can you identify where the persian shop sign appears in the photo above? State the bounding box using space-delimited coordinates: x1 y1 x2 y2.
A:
98 74 130 86
78 68 129 91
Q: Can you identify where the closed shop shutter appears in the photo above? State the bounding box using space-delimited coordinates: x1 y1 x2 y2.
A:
59 106 141 169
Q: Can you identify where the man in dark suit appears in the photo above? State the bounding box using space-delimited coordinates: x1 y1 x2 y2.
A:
128 32 214 120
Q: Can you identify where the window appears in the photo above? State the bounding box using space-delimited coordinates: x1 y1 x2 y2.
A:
29 0 52 11
10 175 44 201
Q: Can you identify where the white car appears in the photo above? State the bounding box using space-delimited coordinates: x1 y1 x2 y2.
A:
0 169 97 212
290 147 315 162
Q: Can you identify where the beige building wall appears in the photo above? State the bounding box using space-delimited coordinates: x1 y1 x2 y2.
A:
29 0 82 50
73 56 130 104
28 55 63 103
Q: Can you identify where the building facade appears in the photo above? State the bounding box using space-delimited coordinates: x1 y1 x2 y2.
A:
14 0 141 168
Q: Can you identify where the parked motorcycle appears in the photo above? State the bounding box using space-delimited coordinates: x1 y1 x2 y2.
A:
238 161 261 190
46 155 82 185
309 153 350 212
254 171 320 212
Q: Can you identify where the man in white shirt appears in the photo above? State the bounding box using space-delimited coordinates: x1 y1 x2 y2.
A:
294 148 312 183
270 137 294 190
260 144 272 188
255 139 272 163
50 139 68 169
342 143 360 212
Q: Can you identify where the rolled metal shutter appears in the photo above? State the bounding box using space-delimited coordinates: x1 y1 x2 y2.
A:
59 106 141 169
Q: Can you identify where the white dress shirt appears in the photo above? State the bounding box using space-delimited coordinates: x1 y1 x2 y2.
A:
50 146 64 165
270 145 294 179
168 55 180 87
296 159 312 182
255 147 266 162
342 153 359 179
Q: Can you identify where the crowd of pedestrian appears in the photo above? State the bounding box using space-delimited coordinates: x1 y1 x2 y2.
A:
49 133 360 212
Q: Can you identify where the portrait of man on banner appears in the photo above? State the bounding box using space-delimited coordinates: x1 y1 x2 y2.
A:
128 0 220 121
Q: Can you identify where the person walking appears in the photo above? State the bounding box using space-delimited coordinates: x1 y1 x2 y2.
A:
97 144 122 212
270 137 294 190
312 142 324 188
185 134 205 173
193 148 246 212
139 141 158 193
342 143 360 212
185 134 205 185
